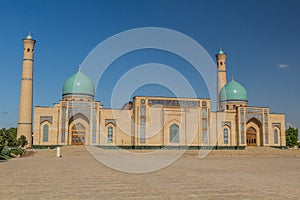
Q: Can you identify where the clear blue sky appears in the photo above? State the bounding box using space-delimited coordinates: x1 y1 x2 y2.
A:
0 0 299 129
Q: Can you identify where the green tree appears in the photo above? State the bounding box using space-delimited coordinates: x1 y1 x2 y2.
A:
18 135 28 147
0 133 4 154
0 128 24 159
286 127 298 147
0 128 18 147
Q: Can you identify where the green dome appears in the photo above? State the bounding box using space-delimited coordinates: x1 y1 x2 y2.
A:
62 71 95 97
220 80 248 102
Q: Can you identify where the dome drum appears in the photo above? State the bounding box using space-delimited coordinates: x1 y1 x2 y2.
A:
62 93 94 101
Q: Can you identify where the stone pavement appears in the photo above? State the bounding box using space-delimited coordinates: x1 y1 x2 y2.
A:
0 146 299 199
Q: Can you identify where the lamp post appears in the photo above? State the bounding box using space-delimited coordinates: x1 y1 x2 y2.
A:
2 111 8 128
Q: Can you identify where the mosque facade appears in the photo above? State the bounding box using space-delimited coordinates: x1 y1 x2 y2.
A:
17 34 286 148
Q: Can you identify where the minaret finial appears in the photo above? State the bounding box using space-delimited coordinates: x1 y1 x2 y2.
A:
26 31 32 40
218 47 224 54
78 65 81 71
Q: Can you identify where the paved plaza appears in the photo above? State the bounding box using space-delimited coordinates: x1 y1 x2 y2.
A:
0 147 299 199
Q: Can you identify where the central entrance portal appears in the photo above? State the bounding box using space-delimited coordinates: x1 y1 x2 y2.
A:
72 131 85 145
71 123 85 145
246 127 257 146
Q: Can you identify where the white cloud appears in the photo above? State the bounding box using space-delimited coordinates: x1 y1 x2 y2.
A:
277 64 289 69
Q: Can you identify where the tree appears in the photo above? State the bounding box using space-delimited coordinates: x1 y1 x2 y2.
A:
0 128 18 147
286 127 298 147
0 128 24 159
18 135 28 147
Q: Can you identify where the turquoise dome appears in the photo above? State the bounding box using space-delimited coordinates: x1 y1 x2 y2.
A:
220 80 248 102
62 71 95 97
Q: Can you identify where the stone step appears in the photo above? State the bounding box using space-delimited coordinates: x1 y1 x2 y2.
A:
30 145 90 158
245 146 281 151
60 145 90 157
29 145 293 158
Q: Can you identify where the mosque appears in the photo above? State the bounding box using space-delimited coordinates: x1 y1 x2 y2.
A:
17 33 286 148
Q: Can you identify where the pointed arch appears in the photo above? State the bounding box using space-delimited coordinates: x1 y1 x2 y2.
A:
246 117 262 128
68 113 89 145
69 113 90 125
71 123 86 131
246 117 263 146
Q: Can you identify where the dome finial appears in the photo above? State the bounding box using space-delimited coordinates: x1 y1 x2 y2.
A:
232 75 234 81
78 65 81 71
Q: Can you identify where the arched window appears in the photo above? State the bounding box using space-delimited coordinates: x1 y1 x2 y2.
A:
108 126 113 143
274 128 279 144
43 124 49 142
170 124 179 143
224 128 229 144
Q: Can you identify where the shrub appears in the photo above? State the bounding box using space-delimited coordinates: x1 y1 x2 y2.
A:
18 135 28 147
286 127 298 148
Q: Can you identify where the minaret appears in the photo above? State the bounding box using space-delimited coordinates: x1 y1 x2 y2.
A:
17 32 36 147
216 47 227 110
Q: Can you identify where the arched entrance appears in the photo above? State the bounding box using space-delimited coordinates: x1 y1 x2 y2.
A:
71 123 85 145
246 127 257 146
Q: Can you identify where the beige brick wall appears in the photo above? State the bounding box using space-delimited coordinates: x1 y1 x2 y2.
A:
33 96 286 148
269 113 286 146
33 106 59 145
212 111 237 146
99 109 133 146
132 96 209 147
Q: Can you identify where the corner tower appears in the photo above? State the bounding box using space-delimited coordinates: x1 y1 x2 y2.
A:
17 33 36 147
216 48 227 110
